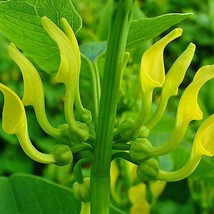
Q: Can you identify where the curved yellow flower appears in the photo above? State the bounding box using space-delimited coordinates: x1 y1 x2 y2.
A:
60 18 92 124
151 65 214 157
193 114 214 157
140 28 183 92
41 16 89 143
134 28 183 129
0 83 54 163
146 43 196 130
157 114 214 181
8 43 66 139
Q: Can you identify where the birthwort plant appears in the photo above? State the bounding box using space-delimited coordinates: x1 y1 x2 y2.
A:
0 0 213 213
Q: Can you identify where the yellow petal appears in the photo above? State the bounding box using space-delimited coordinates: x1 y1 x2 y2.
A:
130 201 150 214
60 18 81 68
140 28 183 92
8 43 67 139
8 43 44 108
163 43 196 97
193 114 214 157
0 83 26 135
128 183 147 204
177 65 214 125
41 16 89 142
41 16 79 85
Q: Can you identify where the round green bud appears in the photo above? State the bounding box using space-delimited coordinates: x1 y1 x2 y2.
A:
118 118 138 140
52 144 73 166
138 126 150 138
78 109 92 125
73 177 90 202
129 138 152 162
69 122 89 143
137 158 159 181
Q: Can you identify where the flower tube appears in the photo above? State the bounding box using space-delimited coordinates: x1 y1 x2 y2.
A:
157 114 214 181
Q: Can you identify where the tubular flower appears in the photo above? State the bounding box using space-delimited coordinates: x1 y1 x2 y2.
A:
0 84 72 165
41 16 90 143
136 28 183 125
140 28 183 92
120 29 184 140
146 43 196 130
151 65 214 157
8 43 68 140
157 114 214 181
60 18 92 124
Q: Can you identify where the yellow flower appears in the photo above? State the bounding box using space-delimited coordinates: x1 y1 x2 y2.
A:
193 114 214 157
157 114 214 181
0 83 72 165
140 28 183 92
0 84 55 163
133 28 183 131
151 65 214 157
146 43 196 130
8 43 66 140
41 17 89 142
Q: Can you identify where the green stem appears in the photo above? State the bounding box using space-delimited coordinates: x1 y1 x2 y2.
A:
81 54 101 123
90 1 133 213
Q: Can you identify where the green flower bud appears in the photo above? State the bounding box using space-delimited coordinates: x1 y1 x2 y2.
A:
129 138 152 162
119 118 139 140
73 177 90 202
138 126 150 138
52 144 73 166
137 158 159 181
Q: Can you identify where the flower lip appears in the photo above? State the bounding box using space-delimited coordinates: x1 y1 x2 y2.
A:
140 28 183 91
194 114 214 157
0 83 26 135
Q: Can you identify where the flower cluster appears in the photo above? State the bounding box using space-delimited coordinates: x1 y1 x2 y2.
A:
0 17 92 166
118 28 214 182
0 17 213 187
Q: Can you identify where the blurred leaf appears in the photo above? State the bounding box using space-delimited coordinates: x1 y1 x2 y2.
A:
153 199 195 214
0 174 81 214
0 0 82 73
0 145 33 174
127 13 192 48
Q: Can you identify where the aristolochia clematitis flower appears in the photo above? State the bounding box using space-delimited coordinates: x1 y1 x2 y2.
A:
8 43 68 140
0 83 72 164
41 16 90 143
146 43 196 130
150 65 214 158
131 28 183 132
157 114 214 181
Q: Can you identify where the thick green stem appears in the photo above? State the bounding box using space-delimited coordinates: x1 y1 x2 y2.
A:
90 0 133 213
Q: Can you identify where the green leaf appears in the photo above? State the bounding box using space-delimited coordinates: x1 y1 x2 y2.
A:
0 0 82 73
127 13 192 48
0 174 81 214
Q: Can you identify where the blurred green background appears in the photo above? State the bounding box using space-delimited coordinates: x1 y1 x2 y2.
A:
0 0 214 213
